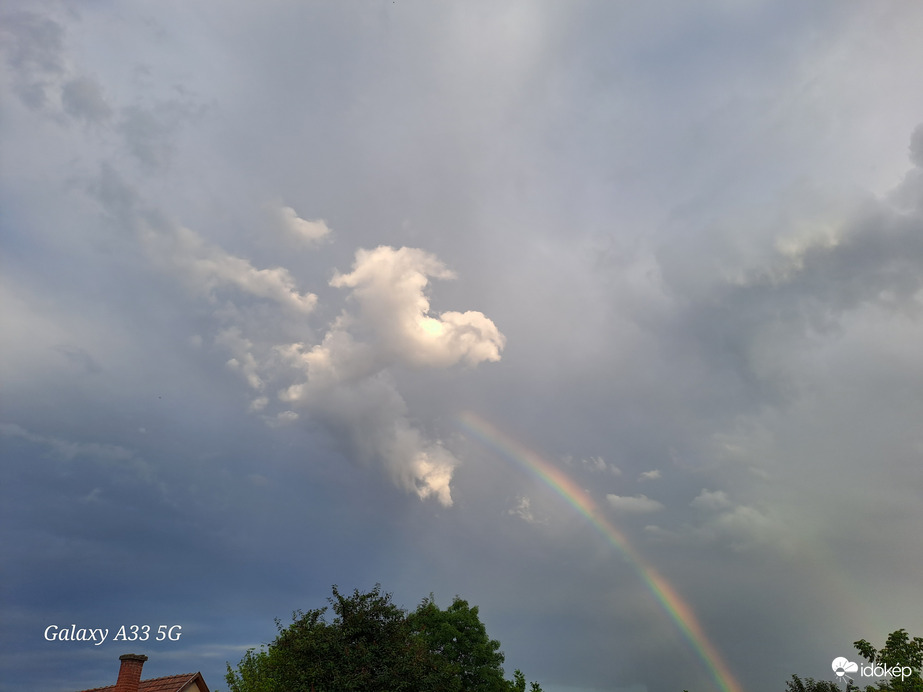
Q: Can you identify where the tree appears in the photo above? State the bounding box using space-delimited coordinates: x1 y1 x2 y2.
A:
408 595 507 692
785 674 843 692
227 585 432 692
225 584 543 692
854 629 923 692
224 646 281 692
509 668 544 692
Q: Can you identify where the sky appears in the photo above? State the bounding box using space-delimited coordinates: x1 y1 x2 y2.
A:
2 2 923 691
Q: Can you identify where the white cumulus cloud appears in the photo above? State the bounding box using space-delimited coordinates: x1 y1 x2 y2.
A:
272 247 504 506
329 246 506 368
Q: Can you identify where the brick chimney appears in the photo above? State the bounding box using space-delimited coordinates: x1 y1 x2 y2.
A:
114 654 148 692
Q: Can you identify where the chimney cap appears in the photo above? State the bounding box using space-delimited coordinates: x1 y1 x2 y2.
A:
118 654 149 663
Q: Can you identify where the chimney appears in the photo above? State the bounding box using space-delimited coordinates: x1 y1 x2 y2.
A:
114 654 148 692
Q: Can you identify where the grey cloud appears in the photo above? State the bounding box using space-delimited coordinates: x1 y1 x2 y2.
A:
87 163 142 227
62 76 111 122
691 488 733 511
653 141 923 417
753 202 923 319
145 224 319 314
910 122 923 168
0 10 65 110
698 504 783 553
118 101 199 171
52 345 102 374
0 423 135 463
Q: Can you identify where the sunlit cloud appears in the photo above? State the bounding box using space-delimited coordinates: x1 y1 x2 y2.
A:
272 204 332 245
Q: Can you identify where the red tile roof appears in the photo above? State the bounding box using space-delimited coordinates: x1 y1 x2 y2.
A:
75 672 210 692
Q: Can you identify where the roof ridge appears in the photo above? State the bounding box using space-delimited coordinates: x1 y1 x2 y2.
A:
143 673 197 681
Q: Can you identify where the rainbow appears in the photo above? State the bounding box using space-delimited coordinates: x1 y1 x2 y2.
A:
457 411 743 692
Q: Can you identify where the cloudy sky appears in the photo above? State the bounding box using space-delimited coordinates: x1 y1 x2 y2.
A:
2 2 923 691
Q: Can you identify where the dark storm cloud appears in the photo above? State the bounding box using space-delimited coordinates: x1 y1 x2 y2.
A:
654 145 923 414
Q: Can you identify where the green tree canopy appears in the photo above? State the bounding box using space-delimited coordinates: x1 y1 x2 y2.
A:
225 584 543 692
408 594 507 692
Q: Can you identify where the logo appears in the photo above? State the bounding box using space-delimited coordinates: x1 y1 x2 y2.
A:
832 657 858 678
832 657 913 683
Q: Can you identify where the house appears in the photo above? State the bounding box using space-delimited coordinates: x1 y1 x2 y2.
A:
76 654 211 692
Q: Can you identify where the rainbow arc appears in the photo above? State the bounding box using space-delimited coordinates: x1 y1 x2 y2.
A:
457 411 743 692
